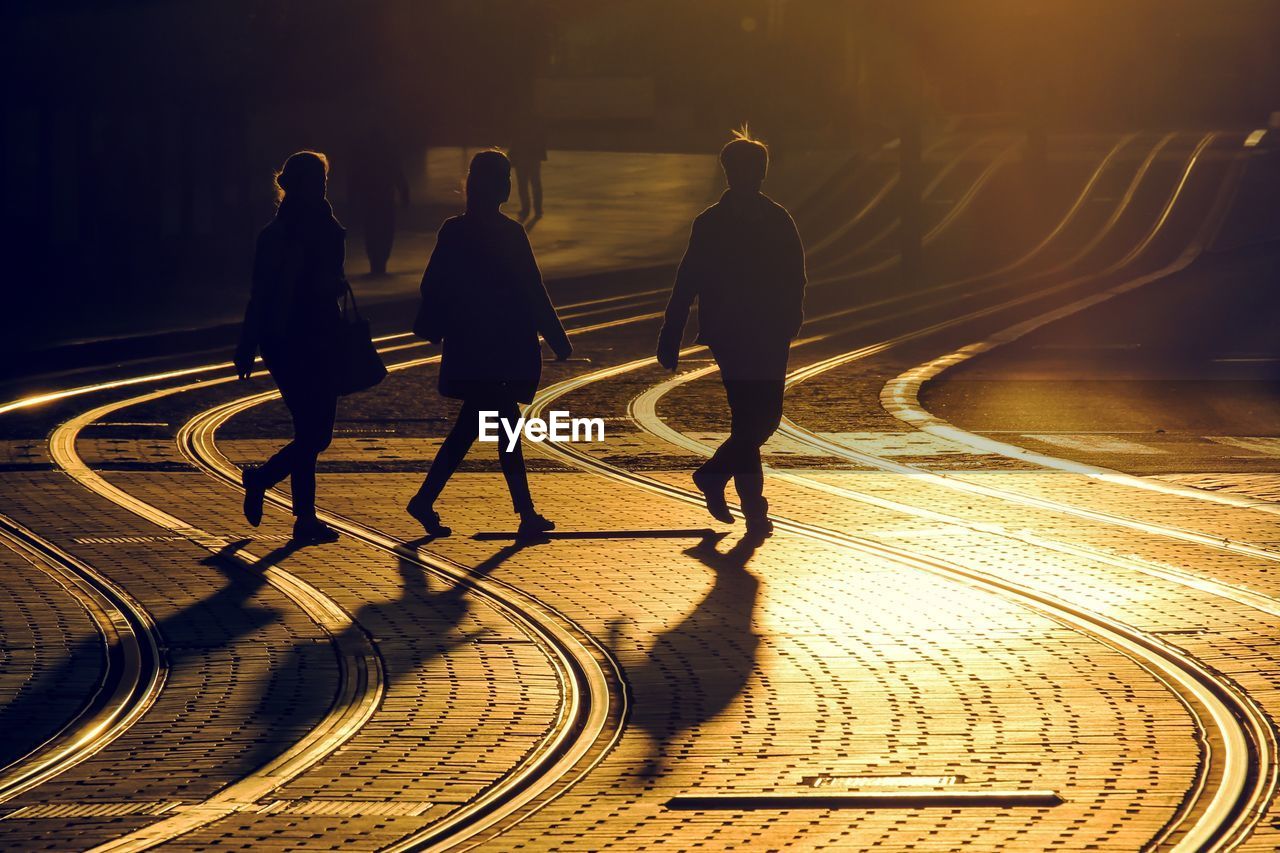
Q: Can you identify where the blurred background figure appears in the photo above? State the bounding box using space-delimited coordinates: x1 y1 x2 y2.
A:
349 129 410 276
508 113 548 220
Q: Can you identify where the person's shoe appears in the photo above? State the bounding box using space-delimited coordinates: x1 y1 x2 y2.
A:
743 497 772 539
517 512 556 539
407 495 451 537
242 466 267 527
692 469 734 524
517 208 531 221
744 514 774 539
293 517 339 544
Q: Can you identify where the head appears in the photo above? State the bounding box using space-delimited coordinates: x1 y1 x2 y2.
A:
465 149 511 211
719 129 768 192
274 150 329 205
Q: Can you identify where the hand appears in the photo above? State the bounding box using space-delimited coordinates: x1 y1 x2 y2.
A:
656 337 680 372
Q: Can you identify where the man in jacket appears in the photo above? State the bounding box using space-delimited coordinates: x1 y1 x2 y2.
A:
656 131 806 537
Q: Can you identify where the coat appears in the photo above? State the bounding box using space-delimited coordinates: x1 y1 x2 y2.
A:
417 212 569 403
658 189 806 379
239 198 347 380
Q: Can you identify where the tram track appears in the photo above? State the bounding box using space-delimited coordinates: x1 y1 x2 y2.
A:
510 189 1276 853
38 391 386 853
1 131 1200 848
24 335 626 850
175 128 1264 850
178 384 626 853
64 132 1027 848
0 515 166 808
498 130 1278 850
525 350 1274 851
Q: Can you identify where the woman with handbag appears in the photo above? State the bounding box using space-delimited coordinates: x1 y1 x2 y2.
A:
234 150 348 544
408 149 572 539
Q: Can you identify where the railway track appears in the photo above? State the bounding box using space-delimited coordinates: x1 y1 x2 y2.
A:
1 131 1229 848
0 516 165 807
522 353 1275 851
503 137 1276 850
184 130 1270 849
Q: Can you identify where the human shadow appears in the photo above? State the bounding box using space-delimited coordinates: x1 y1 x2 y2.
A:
238 536 527 772
608 529 765 781
0 539 287 781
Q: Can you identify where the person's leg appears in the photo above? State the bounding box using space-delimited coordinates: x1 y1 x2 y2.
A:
253 368 306 489
243 371 302 525
729 379 784 523
289 383 337 522
256 438 297 489
691 372 744 523
493 399 535 515
530 161 543 215
366 204 394 275
705 379 762 476
415 400 481 506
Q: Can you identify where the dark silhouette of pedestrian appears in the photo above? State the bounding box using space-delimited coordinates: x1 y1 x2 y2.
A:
656 131 806 536
508 116 547 220
407 150 572 539
349 130 410 276
235 150 347 544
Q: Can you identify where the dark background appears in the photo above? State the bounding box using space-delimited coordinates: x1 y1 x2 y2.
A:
4 0 1279 356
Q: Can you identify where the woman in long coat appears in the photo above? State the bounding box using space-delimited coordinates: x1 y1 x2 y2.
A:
408 150 572 537
235 150 346 543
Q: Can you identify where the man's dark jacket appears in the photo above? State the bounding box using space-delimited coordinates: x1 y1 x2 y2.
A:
658 189 806 376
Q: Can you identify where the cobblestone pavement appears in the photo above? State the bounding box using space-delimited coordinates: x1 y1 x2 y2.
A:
4 136 1279 851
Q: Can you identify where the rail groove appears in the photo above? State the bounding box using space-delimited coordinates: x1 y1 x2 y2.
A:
0 515 166 806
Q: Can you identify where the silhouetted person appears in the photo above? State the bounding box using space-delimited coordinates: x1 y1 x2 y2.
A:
407 150 572 538
656 131 806 536
350 130 410 276
508 116 547 220
235 150 346 544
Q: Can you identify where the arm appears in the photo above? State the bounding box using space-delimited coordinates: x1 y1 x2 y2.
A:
656 218 705 370
413 221 455 344
335 235 350 298
515 227 571 359
782 211 807 339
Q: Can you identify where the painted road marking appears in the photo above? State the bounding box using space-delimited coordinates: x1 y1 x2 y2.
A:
1023 434 1167 454
1207 436 1280 457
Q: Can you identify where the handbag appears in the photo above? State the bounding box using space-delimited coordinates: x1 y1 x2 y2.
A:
334 282 387 395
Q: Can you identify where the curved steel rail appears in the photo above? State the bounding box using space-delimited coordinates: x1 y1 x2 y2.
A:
43 393 386 853
137 142 1033 843
878 137 1280 518
524 350 1273 853
513 131 1274 851
804 133 958 257
0 130 1139 845
177 389 625 852
0 515 166 805
807 133 995 263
